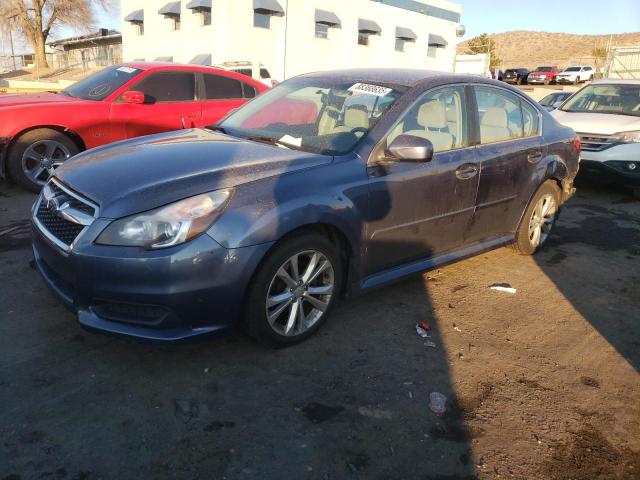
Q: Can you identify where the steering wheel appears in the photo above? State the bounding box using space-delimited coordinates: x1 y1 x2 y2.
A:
350 127 369 136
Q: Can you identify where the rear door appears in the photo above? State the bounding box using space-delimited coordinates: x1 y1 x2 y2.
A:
467 85 542 241
363 85 480 275
200 73 253 126
109 70 201 138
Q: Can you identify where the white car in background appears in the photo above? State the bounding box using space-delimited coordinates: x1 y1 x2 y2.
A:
556 65 594 85
550 79 640 191
214 61 276 87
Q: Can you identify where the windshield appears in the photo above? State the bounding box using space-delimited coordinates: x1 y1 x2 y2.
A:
217 79 401 155
535 67 553 72
563 67 581 72
62 65 143 101
560 84 640 116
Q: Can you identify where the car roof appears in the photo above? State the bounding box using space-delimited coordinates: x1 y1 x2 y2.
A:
591 78 640 85
293 68 503 89
119 61 234 74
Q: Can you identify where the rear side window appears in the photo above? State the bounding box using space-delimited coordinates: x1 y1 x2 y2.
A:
521 101 540 137
133 71 196 103
474 86 524 144
203 74 243 100
236 69 252 77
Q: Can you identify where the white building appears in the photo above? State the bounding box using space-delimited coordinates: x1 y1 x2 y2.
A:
121 0 463 80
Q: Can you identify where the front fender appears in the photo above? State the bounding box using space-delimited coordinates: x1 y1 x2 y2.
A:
208 158 368 252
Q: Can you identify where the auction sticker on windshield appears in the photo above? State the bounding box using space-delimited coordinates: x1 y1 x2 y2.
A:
348 83 393 97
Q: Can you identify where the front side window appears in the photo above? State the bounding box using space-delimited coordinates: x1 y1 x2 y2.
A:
203 74 243 100
133 71 196 103
254 12 270 28
474 86 525 144
560 84 640 116
386 86 468 153
315 23 329 39
61 65 143 101
260 68 271 79
218 79 401 155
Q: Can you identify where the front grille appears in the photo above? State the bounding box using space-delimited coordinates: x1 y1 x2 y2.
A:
578 133 618 152
34 180 97 249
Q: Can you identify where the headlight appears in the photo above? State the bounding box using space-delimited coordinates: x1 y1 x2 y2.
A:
96 190 232 249
617 130 640 144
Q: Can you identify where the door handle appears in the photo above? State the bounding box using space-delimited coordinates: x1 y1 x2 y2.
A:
455 163 479 180
527 152 543 163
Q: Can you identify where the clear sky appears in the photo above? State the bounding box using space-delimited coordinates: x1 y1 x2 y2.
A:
456 0 640 39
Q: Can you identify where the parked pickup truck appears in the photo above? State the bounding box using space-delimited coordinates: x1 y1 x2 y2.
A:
527 66 560 85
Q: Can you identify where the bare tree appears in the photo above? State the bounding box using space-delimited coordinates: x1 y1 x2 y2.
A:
5 0 111 69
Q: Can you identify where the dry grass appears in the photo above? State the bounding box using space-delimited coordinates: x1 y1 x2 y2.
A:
457 30 640 70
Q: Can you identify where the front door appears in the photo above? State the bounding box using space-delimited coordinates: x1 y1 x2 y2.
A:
467 85 543 241
363 85 479 276
109 70 202 139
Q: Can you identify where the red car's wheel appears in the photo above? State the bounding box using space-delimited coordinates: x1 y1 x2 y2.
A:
7 128 80 192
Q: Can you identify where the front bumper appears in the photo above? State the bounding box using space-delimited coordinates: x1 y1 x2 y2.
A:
556 77 577 84
578 142 640 185
578 160 640 185
32 222 273 341
527 77 549 84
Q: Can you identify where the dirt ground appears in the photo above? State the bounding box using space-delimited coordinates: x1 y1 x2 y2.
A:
0 178 639 480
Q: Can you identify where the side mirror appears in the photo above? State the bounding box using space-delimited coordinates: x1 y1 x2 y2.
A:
388 135 434 162
121 90 145 104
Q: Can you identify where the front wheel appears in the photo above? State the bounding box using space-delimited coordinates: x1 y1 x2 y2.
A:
512 181 561 255
243 233 343 346
7 128 79 192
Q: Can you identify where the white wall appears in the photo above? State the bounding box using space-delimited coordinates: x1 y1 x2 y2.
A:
122 0 462 80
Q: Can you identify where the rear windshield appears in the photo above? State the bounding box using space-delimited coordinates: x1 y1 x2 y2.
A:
61 65 143 101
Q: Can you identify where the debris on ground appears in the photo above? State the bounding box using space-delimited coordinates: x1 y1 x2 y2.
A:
453 323 462 332
429 392 447 414
415 323 431 338
490 283 517 294
358 406 393 419
424 341 437 348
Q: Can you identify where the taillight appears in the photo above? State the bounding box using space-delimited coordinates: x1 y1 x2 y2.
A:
572 135 581 153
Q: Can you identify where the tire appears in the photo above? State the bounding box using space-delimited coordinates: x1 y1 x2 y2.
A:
543 78 550 86
573 77 579 85
589 75 594 81
242 233 343 347
512 181 561 255
7 128 80 192
516 77 522 86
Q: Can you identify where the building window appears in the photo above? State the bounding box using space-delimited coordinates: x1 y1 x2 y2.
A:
428 46 437 58
137 23 144 36
201 9 211 26
358 32 370 46
254 12 271 29
315 22 329 39
395 38 405 52
172 16 181 30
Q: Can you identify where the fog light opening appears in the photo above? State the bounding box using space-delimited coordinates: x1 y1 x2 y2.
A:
627 162 637 172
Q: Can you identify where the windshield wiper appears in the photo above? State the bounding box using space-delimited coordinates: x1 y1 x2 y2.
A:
246 135 294 150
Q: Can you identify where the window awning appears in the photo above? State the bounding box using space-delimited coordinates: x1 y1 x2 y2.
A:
396 27 417 41
190 54 212 65
428 34 448 47
315 9 340 27
158 2 181 16
155 56 174 62
186 0 211 9
358 19 382 34
124 10 144 23
253 0 284 15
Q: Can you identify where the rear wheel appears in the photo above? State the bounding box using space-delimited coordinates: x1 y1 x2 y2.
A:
512 181 561 255
7 128 79 192
516 76 522 85
243 233 343 346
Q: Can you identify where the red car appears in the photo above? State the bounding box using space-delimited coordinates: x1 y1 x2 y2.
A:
0 62 268 191
526 65 561 85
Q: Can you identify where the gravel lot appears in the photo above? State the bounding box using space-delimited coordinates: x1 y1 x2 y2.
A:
1 178 639 480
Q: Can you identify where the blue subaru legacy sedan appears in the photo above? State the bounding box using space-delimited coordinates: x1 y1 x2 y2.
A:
31 70 580 345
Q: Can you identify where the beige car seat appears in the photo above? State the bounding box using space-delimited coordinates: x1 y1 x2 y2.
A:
403 100 454 152
331 105 370 135
480 107 513 143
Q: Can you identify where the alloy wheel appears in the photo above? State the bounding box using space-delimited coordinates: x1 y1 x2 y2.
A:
265 250 335 337
528 194 557 248
21 139 72 186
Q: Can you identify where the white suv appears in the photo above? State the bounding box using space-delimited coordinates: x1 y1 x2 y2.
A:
556 65 594 85
214 61 276 87
550 79 640 190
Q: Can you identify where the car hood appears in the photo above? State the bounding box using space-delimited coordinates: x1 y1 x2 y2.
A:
0 91 82 110
550 110 640 135
55 128 332 219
